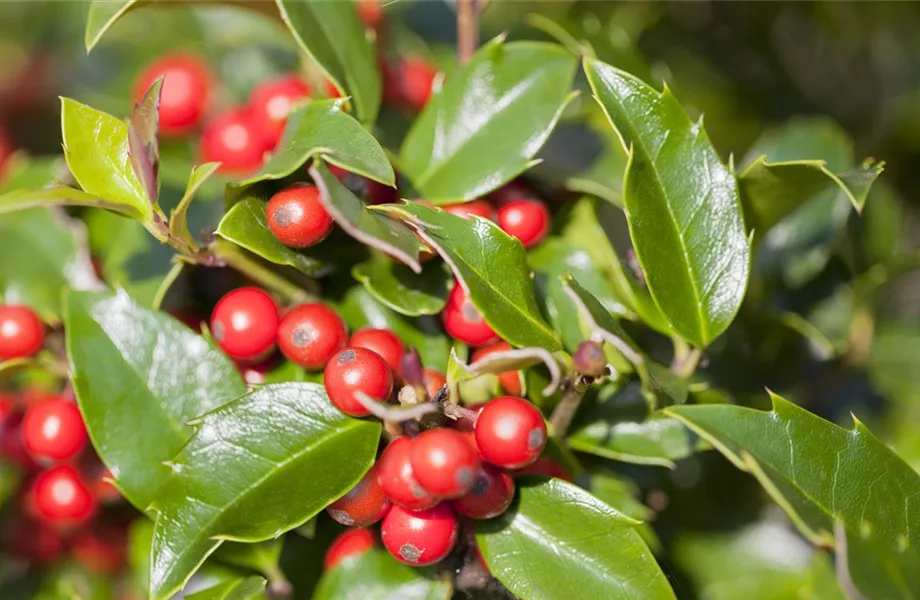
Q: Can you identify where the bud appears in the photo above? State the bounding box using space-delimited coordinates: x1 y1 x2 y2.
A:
573 340 606 378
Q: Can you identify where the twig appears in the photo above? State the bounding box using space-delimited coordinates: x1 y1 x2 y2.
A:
457 0 481 65
549 376 590 438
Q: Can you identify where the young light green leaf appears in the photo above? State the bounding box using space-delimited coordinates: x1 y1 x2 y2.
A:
84 0 144 51
149 383 381 600
0 186 144 219
215 196 324 277
584 58 750 348
313 549 452 600
170 162 221 250
399 38 577 202
129 77 162 206
185 576 267 600
310 161 421 272
275 0 381 125
64 290 246 510
61 98 150 220
476 478 675 600
352 253 453 317
239 99 394 187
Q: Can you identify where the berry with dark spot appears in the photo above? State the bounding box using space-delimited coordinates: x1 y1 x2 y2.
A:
452 464 515 519
22 397 88 462
277 303 347 369
31 465 96 526
441 284 498 347
324 528 375 571
376 437 438 510
134 54 212 136
0 305 44 360
324 347 393 416
326 464 391 527
350 328 405 378
410 428 481 499
471 341 522 396
474 396 546 469
381 503 458 566
210 288 279 362
497 198 550 248
266 183 334 248
249 75 311 150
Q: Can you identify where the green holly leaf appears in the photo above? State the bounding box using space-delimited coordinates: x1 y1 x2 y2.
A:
169 162 221 250
0 185 142 219
185 577 267 600
399 37 577 202
352 253 453 317
476 478 675 600
149 383 381 600
666 393 920 599
584 58 750 348
213 539 283 581
276 0 381 125
375 202 560 350
313 549 452 600
61 98 150 221
84 0 143 51
64 290 246 510
215 196 325 277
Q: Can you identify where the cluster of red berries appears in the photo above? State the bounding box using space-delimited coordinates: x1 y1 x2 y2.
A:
0 305 126 572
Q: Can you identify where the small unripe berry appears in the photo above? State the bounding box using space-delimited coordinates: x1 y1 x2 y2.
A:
475 396 546 469
249 75 311 150
376 437 438 510
327 464 391 527
22 397 88 462
410 428 481 499
471 341 522 396
452 464 515 519
574 340 607 378
324 348 393 417
31 465 96 526
134 54 212 135
381 503 459 566
324 528 375 571
0 305 44 360
443 200 495 221
277 303 348 369
200 108 267 174
266 184 334 248
210 288 279 361
350 328 405 378
441 284 498 347
497 198 550 248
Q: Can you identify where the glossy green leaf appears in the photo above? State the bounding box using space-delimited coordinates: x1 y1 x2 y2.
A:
276 0 381 124
149 383 381 600
476 478 675 600
314 549 451 600
375 202 560 350
170 162 221 250
585 58 750 348
129 76 161 205
215 196 324 277
64 289 246 510
85 0 144 51
399 38 577 202
666 393 920 598
185 577 267 600
352 253 453 317
129 518 154 596
240 100 393 187
61 98 150 220
0 185 143 219
311 161 421 271
587 470 660 552
213 539 283 579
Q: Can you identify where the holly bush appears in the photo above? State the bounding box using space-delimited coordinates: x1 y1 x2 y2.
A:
0 1 917 599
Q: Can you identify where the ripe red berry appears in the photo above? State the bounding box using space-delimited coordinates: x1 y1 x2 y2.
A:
71 525 127 574
443 200 495 221
324 528 375 571
381 503 459 566
249 75 311 150
394 58 438 111
210 288 279 361
134 54 211 135
410 429 481 499
324 348 393 417
327 464 391 527
200 108 267 174
31 465 96 526
277 304 347 369
471 341 522 396
441 285 497 347
21 397 88 462
0 305 44 360
514 457 573 482
356 0 383 28
475 396 546 469
266 183 334 248
376 437 438 510
423 368 446 400
497 198 550 248
453 464 515 519
350 328 405 378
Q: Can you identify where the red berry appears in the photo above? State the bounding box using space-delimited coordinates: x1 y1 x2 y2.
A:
4 520 64 565
134 54 211 135
471 341 522 396
422 368 446 401
395 58 438 111
31 465 96 525
200 108 267 174
0 305 44 360
71 525 127 574
410 429 481 499
452 464 514 519
21 397 88 462
443 200 495 221
441 285 497 347
249 75 311 150
266 183 334 248
356 0 383 28
324 348 393 417
497 199 550 248
381 503 459 566
350 328 405 378
474 396 546 469
376 437 438 510
327 464 391 527
514 457 572 482
277 304 347 369
210 288 279 361
324 528 375 571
